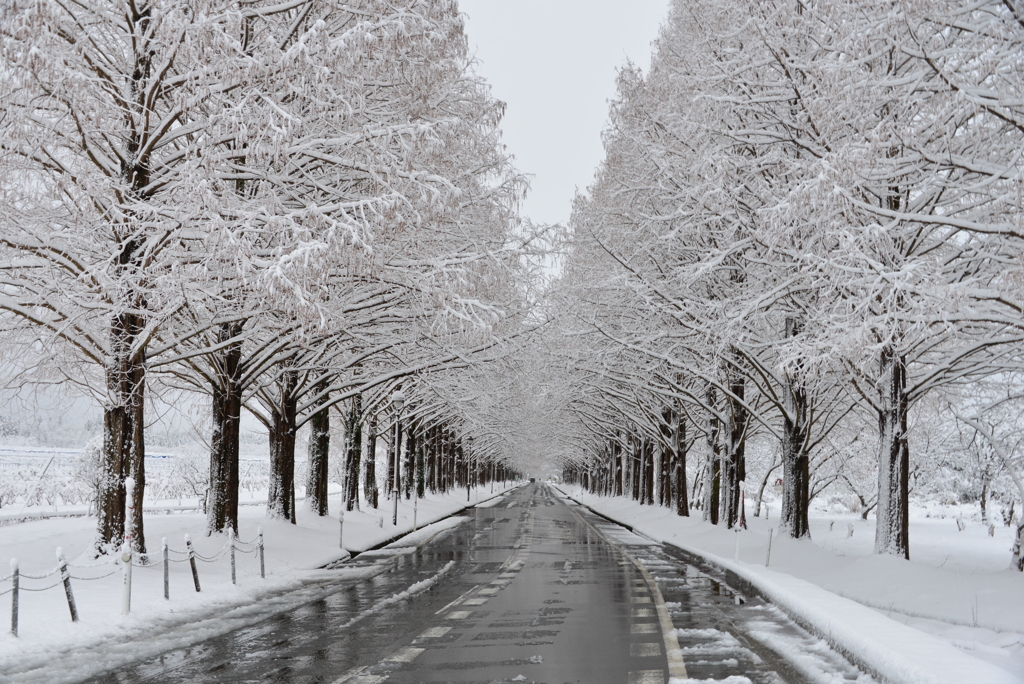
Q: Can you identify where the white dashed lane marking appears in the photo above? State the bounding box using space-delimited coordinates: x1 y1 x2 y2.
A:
418 626 451 638
627 669 664 684
385 647 424 663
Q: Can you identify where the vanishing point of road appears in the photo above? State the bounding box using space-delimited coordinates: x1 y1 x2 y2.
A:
87 483 869 684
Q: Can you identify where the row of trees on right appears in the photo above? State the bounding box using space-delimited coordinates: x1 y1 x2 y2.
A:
555 0 1024 567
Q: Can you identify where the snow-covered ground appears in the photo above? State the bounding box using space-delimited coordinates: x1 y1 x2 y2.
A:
0 483 517 683
554 486 1024 684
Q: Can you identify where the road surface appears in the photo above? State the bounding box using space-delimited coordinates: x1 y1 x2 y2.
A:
86 483 870 684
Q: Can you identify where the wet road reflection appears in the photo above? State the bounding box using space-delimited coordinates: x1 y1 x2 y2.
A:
86 484 870 684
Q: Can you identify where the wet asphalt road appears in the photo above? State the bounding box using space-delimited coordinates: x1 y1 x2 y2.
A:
86 484 869 684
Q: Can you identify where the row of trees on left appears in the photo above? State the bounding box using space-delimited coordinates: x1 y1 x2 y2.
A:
0 0 536 555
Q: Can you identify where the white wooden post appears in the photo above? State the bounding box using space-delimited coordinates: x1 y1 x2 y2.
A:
338 512 345 551
121 476 135 615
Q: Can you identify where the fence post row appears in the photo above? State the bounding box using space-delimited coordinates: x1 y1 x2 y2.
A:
56 547 78 622
6 528 270 632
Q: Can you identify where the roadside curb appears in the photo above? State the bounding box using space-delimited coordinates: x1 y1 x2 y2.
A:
550 485 1021 684
326 485 523 566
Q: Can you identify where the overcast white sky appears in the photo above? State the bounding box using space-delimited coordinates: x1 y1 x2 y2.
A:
458 0 670 228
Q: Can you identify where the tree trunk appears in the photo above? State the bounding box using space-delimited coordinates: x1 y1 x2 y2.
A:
344 395 362 511
874 344 910 558
305 380 330 516
416 426 425 498
267 369 298 523
643 439 655 505
1011 521 1024 572
781 319 811 538
386 426 396 499
613 437 623 496
631 436 642 501
724 356 747 529
365 415 378 508
427 425 438 494
97 312 147 555
705 386 721 525
208 323 243 533
404 423 415 499
674 410 689 516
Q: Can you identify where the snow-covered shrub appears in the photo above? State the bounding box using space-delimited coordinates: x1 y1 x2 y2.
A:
72 436 105 513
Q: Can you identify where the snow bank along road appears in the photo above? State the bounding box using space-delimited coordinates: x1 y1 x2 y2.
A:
78 483 870 684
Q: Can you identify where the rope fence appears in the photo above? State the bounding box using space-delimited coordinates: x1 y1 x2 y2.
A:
6 527 265 637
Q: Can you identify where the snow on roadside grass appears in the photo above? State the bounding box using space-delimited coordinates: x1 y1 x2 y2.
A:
0 485 515 683
555 486 1023 684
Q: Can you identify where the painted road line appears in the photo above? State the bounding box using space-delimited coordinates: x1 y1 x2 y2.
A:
631 595 652 603
418 626 451 638
631 623 659 634
385 647 424 663
330 667 388 684
478 587 499 595
627 670 663 684
463 597 488 605
446 610 472 620
632 607 655 618
627 549 688 680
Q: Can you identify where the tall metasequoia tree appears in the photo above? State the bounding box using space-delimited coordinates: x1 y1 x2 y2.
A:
0 0 285 553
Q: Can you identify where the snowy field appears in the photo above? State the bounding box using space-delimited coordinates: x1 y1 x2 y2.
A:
555 486 1024 684
0 459 518 684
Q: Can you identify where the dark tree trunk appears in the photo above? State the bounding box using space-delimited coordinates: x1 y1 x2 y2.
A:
631 437 642 501
660 408 673 506
781 318 811 538
365 415 378 508
613 437 623 496
306 379 330 516
97 311 147 555
344 395 362 511
643 439 655 505
427 425 437 494
386 426 396 499
725 358 748 529
416 426 425 498
875 344 910 559
267 369 298 523
705 385 721 525
674 410 689 516
208 323 243 533
404 424 415 499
